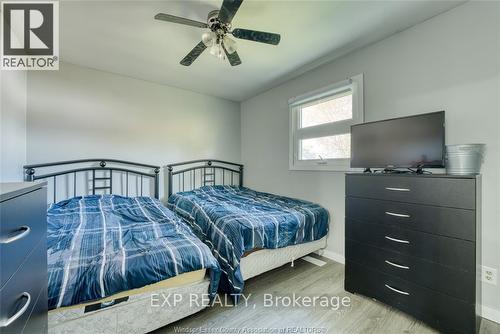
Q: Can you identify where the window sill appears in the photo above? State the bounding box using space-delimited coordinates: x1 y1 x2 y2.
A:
289 165 363 173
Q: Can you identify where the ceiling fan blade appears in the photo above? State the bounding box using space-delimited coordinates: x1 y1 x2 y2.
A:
180 41 207 66
218 0 243 24
222 43 242 66
154 13 207 28
232 28 280 45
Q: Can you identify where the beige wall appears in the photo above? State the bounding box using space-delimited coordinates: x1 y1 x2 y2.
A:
241 1 500 319
27 62 241 200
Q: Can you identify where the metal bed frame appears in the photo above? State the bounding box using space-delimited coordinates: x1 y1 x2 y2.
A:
167 159 243 198
23 159 160 203
166 159 329 282
23 159 214 333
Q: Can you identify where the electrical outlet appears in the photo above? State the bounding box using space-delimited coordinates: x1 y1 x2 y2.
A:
481 266 497 285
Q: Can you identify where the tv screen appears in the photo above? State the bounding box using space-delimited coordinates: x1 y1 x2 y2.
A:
351 111 445 168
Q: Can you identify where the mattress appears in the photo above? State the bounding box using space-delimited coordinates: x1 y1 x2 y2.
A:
168 185 329 297
47 195 220 309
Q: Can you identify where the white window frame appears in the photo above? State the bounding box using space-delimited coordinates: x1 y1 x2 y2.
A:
289 73 364 171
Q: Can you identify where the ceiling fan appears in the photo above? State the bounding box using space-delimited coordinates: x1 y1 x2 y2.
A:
154 0 281 66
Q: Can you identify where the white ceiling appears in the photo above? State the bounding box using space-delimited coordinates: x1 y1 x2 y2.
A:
60 0 464 101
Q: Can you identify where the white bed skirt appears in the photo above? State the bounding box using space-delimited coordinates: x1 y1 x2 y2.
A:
48 279 210 334
240 237 327 280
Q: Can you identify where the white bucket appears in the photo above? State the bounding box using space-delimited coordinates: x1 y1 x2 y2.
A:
446 144 486 175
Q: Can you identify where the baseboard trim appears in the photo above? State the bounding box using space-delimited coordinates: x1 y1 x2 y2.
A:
320 250 345 264
481 305 500 324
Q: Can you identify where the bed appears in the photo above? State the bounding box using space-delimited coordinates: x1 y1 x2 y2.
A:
23 159 221 334
166 160 329 299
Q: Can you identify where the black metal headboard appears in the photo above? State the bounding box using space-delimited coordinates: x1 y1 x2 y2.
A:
167 159 243 198
23 159 160 203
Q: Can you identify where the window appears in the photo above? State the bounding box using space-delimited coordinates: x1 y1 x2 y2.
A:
289 74 363 171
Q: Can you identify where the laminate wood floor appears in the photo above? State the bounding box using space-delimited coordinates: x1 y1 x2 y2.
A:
154 256 499 334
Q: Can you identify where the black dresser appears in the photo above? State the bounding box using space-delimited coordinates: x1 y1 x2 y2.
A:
0 182 48 334
345 173 481 334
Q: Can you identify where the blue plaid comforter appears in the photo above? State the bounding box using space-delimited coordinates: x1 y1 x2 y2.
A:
47 195 220 310
167 186 329 297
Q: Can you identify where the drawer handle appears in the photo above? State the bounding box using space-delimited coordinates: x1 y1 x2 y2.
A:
385 260 410 270
0 226 31 244
385 187 410 192
0 292 31 328
385 236 410 244
385 284 410 296
385 212 411 218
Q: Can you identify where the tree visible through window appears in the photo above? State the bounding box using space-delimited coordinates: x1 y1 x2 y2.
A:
299 92 352 160
300 134 351 160
300 93 352 128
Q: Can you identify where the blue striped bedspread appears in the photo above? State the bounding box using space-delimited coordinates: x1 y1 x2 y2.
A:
47 195 220 310
167 186 329 297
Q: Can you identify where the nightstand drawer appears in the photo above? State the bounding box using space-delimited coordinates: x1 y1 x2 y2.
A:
346 239 475 302
346 219 474 271
346 197 475 240
345 262 475 334
0 239 46 334
0 188 46 288
346 175 475 209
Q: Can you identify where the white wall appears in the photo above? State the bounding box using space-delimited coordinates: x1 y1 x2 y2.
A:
27 62 241 200
0 70 27 182
241 1 500 319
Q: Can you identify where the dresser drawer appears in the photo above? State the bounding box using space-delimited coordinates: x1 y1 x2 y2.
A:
0 188 46 288
345 262 476 334
346 239 475 302
346 175 475 209
21 286 48 334
346 197 475 241
0 239 46 334
346 219 475 271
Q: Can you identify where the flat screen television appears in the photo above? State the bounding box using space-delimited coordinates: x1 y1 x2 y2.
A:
350 111 445 169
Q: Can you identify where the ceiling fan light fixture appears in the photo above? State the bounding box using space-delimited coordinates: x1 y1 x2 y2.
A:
202 31 216 47
217 49 226 60
223 36 237 54
209 43 225 60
